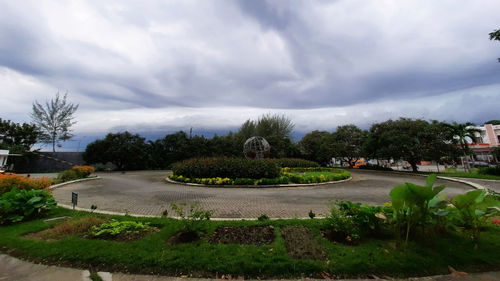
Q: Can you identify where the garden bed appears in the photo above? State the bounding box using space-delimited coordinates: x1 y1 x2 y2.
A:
168 167 351 187
280 225 326 260
210 226 275 245
3 208 500 279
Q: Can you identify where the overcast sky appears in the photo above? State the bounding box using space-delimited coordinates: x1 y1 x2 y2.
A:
1 0 499 149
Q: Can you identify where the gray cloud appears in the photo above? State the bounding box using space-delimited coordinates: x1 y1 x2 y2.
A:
0 0 499 143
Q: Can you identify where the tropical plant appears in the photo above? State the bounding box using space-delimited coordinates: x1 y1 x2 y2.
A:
389 174 447 246
31 92 79 152
489 29 500 62
443 122 481 172
335 200 391 235
451 189 500 240
0 189 57 224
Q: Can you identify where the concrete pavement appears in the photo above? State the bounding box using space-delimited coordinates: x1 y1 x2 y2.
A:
52 170 475 219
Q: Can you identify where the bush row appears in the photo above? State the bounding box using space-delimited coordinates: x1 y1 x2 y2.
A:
478 166 500 176
268 158 319 168
169 169 350 186
281 167 346 173
57 166 95 182
0 174 52 196
171 158 281 179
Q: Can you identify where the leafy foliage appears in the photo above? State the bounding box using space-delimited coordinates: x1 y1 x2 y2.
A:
89 220 152 238
72 166 95 177
172 157 281 179
57 169 83 182
169 168 350 185
170 203 213 234
268 158 319 168
0 189 56 224
83 131 150 170
451 189 500 240
0 174 52 196
389 174 447 245
478 166 500 176
31 92 78 152
0 118 39 150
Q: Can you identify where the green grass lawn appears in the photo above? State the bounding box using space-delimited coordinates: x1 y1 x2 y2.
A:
435 168 500 180
1 208 500 279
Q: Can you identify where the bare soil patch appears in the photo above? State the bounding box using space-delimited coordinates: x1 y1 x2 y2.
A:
24 217 107 241
210 226 275 245
280 226 326 260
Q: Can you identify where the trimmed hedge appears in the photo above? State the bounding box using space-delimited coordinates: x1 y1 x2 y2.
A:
171 157 281 179
478 166 500 176
169 168 351 186
269 158 319 168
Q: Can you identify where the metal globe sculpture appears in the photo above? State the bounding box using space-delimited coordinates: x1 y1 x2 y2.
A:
243 136 271 159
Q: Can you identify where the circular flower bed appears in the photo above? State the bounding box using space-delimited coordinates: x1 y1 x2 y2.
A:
169 163 350 186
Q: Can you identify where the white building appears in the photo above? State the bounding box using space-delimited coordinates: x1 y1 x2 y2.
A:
0 149 9 172
468 123 500 162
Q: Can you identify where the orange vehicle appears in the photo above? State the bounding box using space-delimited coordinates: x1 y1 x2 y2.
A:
350 159 366 168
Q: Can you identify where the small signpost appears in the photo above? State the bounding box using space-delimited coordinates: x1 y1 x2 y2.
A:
71 192 78 209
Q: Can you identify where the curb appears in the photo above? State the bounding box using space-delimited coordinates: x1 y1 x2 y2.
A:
49 176 101 190
56 203 325 220
352 169 488 190
165 176 352 188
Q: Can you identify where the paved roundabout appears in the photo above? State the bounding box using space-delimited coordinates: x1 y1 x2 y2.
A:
51 169 477 218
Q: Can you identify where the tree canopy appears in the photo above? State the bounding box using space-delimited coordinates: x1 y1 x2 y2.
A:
31 92 79 152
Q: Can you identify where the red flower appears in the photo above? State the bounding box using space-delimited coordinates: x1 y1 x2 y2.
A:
492 218 500 226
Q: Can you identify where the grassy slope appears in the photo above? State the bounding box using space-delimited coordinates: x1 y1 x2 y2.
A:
1 208 500 278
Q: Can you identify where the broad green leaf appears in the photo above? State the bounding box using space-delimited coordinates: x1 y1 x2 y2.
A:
426 174 437 188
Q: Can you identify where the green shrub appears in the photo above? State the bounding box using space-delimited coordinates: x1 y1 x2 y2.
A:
451 189 500 240
478 166 500 176
336 200 391 235
90 220 151 238
0 189 57 224
172 157 280 179
269 158 319 168
170 203 213 234
57 169 83 182
257 214 270 221
324 206 361 244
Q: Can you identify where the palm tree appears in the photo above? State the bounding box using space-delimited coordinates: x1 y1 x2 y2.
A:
444 122 481 172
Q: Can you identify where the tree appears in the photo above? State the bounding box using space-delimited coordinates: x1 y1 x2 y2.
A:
31 92 79 152
237 113 296 158
491 146 500 162
0 119 39 151
424 121 459 172
298 130 331 164
443 122 481 171
83 132 150 170
330 125 367 167
489 29 500 62
485 120 500 125
368 118 436 172
0 119 40 171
